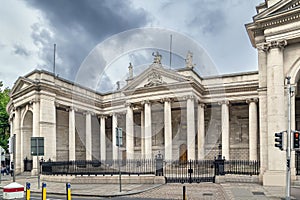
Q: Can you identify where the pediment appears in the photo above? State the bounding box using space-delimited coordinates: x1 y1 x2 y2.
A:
122 64 190 91
11 77 34 95
254 0 299 20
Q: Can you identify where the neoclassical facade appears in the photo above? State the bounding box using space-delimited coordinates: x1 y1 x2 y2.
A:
7 0 300 186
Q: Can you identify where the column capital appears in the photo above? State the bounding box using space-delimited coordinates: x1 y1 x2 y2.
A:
109 112 124 117
257 43 269 52
67 106 78 112
246 98 259 104
260 40 287 52
29 97 40 104
83 111 95 116
97 114 107 119
198 102 206 108
184 95 195 101
13 106 21 112
141 100 151 105
161 97 173 103
269 40 287 50
125 102 133 107
218 100 230 106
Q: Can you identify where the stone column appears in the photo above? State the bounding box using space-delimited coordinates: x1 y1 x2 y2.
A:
257 44 268 179
144 100 152 159
186 96 195 160
197 103 205 160
85 112 92 160
32 100 40 175
112 113 118 160
264 40 287 186
164 98 172 160
126 104 134 159
40 97 56 161
32 100 40 137
14 107 21 173
69 108 76 161
219 100 230 160
247 98 258 161
100 115 106 161
141 110 145 159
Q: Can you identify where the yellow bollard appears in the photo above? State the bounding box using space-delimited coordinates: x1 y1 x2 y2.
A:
26 182 30 200
42 182 46 200
66 183 71 200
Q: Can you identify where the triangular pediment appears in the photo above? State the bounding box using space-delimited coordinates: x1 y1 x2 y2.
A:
122 64 190 91
11 77 34 95
254 0 299 20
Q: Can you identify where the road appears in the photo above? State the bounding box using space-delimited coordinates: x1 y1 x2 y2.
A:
1 185 300 199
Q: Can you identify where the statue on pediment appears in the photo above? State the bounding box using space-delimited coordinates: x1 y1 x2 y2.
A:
152 51 162 64
185 51 195 69
128 62 133 79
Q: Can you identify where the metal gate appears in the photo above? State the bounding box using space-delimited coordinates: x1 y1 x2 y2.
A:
163 160 215 183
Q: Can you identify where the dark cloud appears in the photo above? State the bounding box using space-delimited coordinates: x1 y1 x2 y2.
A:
24 0 150 81
187 1 227 35
12 44 30 57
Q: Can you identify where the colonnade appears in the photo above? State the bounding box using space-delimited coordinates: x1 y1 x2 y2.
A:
11 96 259 174
64 97 258 161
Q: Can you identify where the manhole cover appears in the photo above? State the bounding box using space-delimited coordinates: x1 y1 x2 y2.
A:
203 193 213 196
252 191 265 196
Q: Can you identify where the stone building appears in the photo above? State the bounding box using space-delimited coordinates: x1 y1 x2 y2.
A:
7 0 300 186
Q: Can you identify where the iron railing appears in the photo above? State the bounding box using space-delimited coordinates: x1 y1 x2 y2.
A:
41 159 155 176
224 160 260 176
41 158 260 179
163 160 215 183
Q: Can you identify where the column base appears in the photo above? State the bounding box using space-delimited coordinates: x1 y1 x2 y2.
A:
31 168 38 176
263 170 286 186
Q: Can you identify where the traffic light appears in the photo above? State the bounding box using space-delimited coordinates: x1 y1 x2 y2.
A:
294 131 300 149
275 132 283 150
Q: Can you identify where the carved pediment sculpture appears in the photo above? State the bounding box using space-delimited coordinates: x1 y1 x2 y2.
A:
144 71 165 87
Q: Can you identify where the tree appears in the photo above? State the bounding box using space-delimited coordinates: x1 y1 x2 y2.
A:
0 82 10 151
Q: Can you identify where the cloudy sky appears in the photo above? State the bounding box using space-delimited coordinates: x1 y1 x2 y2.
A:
0 0 262 90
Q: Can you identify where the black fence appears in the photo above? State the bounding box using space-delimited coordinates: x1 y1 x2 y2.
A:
224 160 260 176
41 159 155 176
163 160 215 183
41 157 260 183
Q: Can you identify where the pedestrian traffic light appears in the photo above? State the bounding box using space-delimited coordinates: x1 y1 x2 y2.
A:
275 132 283 150
294 131 300 149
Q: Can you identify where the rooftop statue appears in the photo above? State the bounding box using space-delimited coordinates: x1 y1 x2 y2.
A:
128 62 133 79
185 51 195 69
152 51 162 64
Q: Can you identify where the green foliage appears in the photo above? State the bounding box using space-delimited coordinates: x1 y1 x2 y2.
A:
0 81 10 150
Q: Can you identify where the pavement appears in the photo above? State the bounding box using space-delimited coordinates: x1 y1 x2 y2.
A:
0 174 297 199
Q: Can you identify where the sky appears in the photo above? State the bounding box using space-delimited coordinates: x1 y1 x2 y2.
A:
0 0 262 90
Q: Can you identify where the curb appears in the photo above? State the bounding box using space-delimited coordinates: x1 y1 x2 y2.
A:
28 183 164 198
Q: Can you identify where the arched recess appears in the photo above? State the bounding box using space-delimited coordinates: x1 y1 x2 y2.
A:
22 110 33 162
288 57 300 84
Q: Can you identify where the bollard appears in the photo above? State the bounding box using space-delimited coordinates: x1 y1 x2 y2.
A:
183 185 186 200
42 182 46 200
66 183 71 200
26 182 30 200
